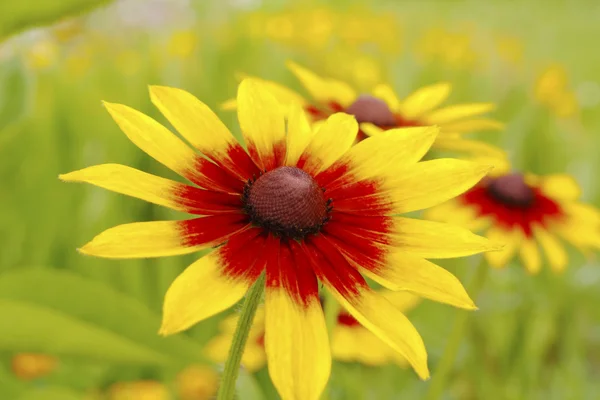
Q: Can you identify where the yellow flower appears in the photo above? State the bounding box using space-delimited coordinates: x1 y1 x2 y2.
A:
11 353 58 380
223 62 505 158
175 365 219 400
206 291 421 370
168 30 199 59
426 159 600 273
61 79 498 399
534 64 580 119
107 381 171 400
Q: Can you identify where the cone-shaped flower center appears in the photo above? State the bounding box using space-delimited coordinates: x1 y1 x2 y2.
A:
487 173 534 207
345 95 397 127
244 166 330 239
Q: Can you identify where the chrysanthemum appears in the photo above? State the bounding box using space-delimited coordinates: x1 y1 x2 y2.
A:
206 291 421 370
61 79 498 399
223 62 505 157
426 160 600 273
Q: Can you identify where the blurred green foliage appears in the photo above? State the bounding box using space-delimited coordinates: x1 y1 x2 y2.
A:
0 0 113 40
0 0 599 399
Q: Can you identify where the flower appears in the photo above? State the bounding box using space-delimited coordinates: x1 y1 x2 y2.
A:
107 380 171 400
175 365 219 400
425 159 600 273
61 79 498 399
206 291 421 370
11 353 58 380
223 62 505 157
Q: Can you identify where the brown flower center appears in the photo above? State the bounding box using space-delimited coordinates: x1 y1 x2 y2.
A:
243 166 331 239
487 173 534 207
345 95 397 127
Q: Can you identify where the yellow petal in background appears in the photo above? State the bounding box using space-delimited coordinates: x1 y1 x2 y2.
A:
371 83 401 112
533 225 568 273
399 82 451 119
539 174 582 201
425 103 496 124
520 237 542 274
484 227 521 268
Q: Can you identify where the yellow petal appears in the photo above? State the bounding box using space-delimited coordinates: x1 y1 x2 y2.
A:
329 126 438 184
360 122 384 137
160 248 262 335
520 238 541 274
387 159 493 213
371 84 401 112
148 86 248 178
205 309 267 372
391 217 501 258
380 291 422 313
399 82 451 119
441 118 505 133
332 326 392 366
533 225 568 273
287 61 357 107
358 250 476 309
539 174 582 201
79 217 247 259
237 78 286 170
432 137 507 158
60 164 192 212
330 287 429 379
298 113 358 175
103 102 198 180
220 98 238 110
284 104 314 167
424 103 496 125
484 227 520 268
265 290 330 400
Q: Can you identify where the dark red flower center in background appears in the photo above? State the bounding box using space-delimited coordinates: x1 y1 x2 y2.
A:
461 172 564 237
243 166 332 239
345 95 398 127
486 173 534 207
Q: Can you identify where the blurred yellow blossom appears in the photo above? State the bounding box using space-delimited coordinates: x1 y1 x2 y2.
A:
11 353 58 380
175 365 219 400
107 380 172 400
168 30 199 59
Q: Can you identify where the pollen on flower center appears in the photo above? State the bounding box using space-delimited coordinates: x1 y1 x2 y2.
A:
243 166 331 239
487 173 534 207
345 95 397 127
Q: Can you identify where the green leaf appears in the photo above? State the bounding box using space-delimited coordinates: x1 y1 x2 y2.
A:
0 269 208 366
0 0 115 40
17 386 84 400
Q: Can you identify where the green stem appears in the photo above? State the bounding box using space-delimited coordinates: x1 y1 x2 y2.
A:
425 257 489 400
217 272 266 400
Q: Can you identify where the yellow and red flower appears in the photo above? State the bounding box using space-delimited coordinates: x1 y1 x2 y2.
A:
426 160 600 273
206 291 421 370
61 79 498 399
224 62 505 157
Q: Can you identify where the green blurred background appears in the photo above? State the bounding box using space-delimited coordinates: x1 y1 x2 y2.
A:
1 0 600 399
